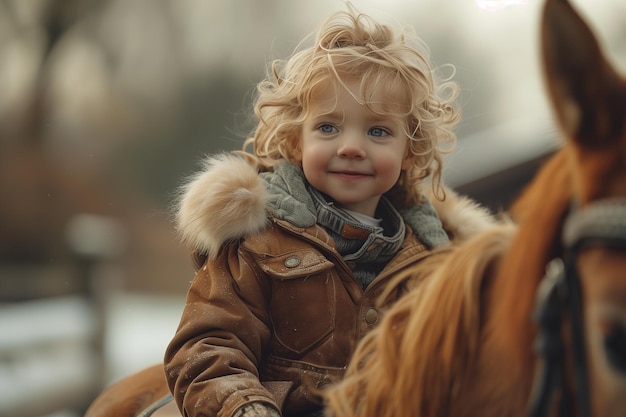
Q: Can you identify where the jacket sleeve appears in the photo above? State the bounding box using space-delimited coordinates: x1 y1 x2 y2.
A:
164 242 280 417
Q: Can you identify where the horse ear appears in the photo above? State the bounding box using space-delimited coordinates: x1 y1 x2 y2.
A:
541 0 625 148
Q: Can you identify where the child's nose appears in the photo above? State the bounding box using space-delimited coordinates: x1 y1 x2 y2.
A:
337 135 366 159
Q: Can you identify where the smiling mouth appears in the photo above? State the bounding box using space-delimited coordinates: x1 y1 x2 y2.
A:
330 171 372 179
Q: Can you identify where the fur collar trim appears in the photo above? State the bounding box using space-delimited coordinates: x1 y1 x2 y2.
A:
176 153 269 259
176 153 497 259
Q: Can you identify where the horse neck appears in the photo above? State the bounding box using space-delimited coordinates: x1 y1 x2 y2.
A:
488 147 573 381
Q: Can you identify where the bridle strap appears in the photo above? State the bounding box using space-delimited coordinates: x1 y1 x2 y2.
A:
528 259 568 417
563 199 626 249
562 250 591 417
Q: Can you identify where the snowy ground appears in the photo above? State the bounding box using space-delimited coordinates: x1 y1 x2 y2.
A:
103 293 185 384
0 293 185 417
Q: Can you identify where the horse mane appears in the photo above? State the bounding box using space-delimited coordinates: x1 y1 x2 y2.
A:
325 221 516 417
325 147 575 417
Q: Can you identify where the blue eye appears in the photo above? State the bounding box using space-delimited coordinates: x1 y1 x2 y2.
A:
369 127 389 137
318 124 337 134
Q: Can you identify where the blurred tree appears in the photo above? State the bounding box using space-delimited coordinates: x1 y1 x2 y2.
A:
0 0 191 296
0 0 109 264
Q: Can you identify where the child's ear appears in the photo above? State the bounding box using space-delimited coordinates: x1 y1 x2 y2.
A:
401 140 414 170
401 152 414 170
292 142 303 162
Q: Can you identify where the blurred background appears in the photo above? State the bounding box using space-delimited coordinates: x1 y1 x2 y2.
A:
0 0 624 416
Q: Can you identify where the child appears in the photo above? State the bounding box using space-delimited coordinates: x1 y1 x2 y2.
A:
165 4 493 417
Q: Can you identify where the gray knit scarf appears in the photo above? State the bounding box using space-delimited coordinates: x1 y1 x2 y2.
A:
260 162 449 287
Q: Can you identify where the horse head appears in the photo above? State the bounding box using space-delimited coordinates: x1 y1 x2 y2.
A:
535 0 626 415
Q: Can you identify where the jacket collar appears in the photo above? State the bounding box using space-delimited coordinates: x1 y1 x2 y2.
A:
176 153 498 260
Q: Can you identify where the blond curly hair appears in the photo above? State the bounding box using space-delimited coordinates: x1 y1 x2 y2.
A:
243 4 460 206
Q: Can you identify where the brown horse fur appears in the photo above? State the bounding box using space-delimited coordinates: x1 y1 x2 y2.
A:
84 364 171 417
324 0 626 416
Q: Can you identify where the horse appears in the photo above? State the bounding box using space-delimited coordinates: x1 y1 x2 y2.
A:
84 0 626 416
324 0 626 416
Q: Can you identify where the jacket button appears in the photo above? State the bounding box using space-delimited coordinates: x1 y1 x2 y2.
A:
284 256 301 268
365 308 379 325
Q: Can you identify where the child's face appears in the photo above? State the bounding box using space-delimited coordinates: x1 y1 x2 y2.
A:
297 80 413 217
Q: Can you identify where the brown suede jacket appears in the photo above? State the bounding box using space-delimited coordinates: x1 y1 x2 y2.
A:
164 153 495 417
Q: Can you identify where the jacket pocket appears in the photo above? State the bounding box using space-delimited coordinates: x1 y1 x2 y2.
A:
258 249 336 355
